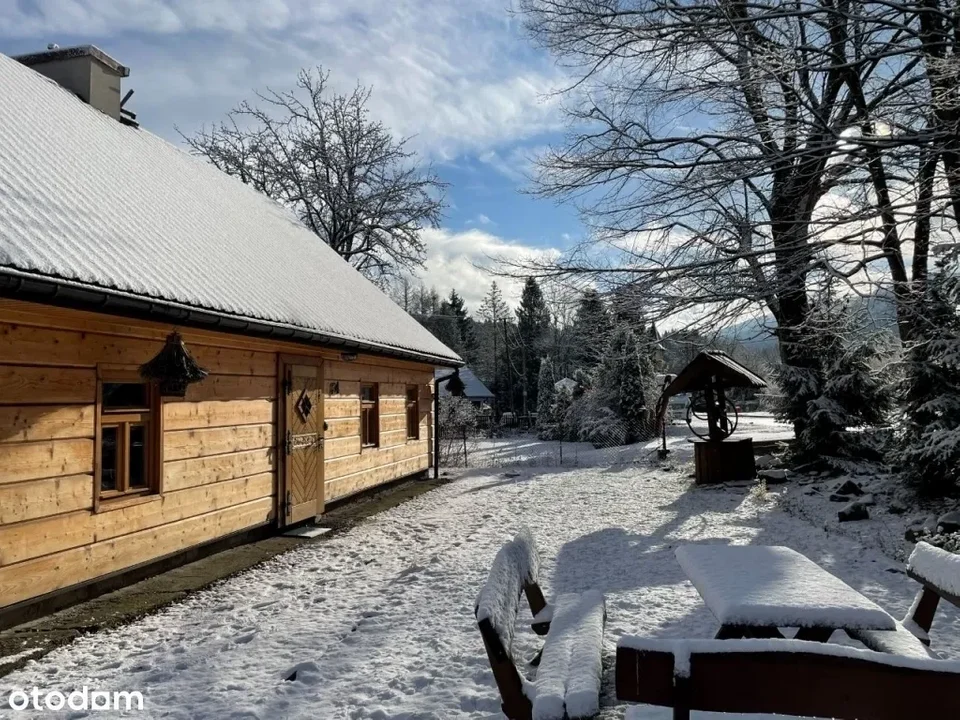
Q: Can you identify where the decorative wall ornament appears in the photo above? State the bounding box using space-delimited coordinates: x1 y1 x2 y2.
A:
139 331 209 397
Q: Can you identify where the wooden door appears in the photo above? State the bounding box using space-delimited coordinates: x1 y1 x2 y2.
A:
283 363 324 524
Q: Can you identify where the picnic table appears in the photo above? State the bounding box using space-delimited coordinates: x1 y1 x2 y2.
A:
675 544 896 641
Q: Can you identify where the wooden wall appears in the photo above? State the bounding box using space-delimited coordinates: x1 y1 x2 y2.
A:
323 360 432 503
0 299 438 611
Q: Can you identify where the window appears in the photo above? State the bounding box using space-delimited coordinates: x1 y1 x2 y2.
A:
98 376 160 502
360 382 379 448
405 385 420 440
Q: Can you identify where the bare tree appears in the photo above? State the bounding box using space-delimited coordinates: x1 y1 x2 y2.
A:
515 1 960 373
183 68 446 280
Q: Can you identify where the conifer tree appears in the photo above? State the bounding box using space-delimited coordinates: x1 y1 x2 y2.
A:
571 289 612 371
611 327 649 443
477 281 510 403
536 356 557 439
446 289 478 364
515 278 551 413
778 302 892 467
898 273 960 495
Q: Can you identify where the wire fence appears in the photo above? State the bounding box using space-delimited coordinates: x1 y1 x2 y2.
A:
438 415 668 470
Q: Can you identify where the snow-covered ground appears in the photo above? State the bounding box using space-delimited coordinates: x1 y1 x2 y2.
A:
4 431 958 719
469 412 794 468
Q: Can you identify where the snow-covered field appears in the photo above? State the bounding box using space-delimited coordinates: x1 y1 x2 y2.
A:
469 412 794 468
4 432 958 719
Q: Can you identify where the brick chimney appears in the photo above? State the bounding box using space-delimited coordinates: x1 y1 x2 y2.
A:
15 45 130 121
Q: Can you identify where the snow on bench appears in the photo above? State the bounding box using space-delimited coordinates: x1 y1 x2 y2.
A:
474 529 606 720
675 544 895 631
852 541 960 659
908 541 960 597
849 619 939 660
475 527 542 652
533 590 606 720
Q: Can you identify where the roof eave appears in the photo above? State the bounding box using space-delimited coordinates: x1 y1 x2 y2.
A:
0 268 463 368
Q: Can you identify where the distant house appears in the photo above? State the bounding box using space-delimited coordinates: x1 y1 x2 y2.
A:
554 377 578 394
434 367 494 407
0 47 460 624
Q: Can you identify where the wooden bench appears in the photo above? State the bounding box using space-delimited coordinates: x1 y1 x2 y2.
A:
848 541 960 659
616 637 960 720
475 529 606 720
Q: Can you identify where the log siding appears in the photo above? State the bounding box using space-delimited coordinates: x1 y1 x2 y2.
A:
0 300 437 610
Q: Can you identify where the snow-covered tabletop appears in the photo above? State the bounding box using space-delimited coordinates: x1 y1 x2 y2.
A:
676 545 897 631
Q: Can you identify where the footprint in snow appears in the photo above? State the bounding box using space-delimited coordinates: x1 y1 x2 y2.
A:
233 630 257 644
282 661 321 684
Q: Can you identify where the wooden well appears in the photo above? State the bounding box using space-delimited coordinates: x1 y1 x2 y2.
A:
693 438 756 485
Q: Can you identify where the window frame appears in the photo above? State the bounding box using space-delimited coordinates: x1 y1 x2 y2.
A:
94 367 163 511
405 384 420 440
360 382 379 449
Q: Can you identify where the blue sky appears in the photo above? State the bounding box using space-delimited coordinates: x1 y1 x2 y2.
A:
0 0 583 308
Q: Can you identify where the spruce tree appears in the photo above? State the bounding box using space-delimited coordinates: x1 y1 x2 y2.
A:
898 274 960 495
778 301 892 468
553 385 574 441
571 289 612 371
612 327 649 443
515 278 551 413
478 282 510 324
447 289 479 364
476 282 511 402
536 356 557 439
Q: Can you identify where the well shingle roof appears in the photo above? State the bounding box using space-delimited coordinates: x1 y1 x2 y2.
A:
0 54 460 366
663 350 767 396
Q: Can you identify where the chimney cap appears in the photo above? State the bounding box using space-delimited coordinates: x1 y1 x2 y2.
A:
14 44 129 77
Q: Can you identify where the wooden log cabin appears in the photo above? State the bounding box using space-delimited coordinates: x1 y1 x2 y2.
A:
0 47 461 624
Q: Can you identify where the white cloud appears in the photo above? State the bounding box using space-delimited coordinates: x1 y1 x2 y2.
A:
478 143 549 183
465 213 494 227
415 227 558 310
1 1 565 159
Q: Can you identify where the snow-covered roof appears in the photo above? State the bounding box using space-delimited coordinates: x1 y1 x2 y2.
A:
435 366 494 399
663 350 767 396
554 377 577 393
0 53 461 366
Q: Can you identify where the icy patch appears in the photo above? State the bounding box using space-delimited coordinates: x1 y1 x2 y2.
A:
908 541 960 596
533 590 605 720
475 527 540 650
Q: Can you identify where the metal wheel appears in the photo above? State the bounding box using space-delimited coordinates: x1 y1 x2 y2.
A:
685 392 741 440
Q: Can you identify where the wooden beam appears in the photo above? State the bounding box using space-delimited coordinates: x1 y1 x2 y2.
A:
164 447 275 492
0 405 95 444
163 399 275 431
164 424 275 461
0 474 93 524
0 366 95 405
0 497 274 607
0 438 94 484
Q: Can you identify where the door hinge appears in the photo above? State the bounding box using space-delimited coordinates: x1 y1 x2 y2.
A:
285 429 293 456
282 374 293 396
285 490 292 517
